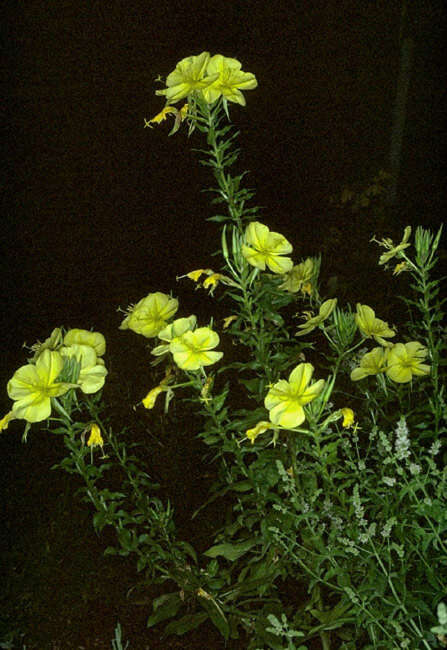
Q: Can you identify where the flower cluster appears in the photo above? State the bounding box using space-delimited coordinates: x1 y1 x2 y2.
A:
154 51 257 107
120 292 223 410
2 328 107 426
351 340 430 383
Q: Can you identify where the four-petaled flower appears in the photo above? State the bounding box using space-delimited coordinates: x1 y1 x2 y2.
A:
279 258 314 293
355 304 396 346
385 342 430 383
350 346 389 381
296 299 337 337
265 363 325 428
201 54 258 106
241 222 293 274
155 52 219 104
7 350 72 423
151 316 197 357
170 327 223 371
119 292 179 338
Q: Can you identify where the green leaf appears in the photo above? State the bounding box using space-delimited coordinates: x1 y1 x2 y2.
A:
204 538 257 561
146 593 183 628
163 612 208 636
198 596 230 639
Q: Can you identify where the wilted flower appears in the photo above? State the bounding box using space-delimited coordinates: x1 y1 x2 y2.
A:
241 222 293 274
0 412 14 433
155 52 219 104
27 327 63 361
372 226 412 265
180 268 214 283
87 423 104 448
350 346 389 381
142 385 164 409
201 54 257 106
64 329 106 357
170 327 223 370
341 407 355 428
386 341 430 383
7 350 72 423
279 258 314 293
355 304 396 346
119 292 179 338
246 420 272 444
393 261 408 276
145 105 178 125
296 299 337 337
265 363 325 428
222 315 238 329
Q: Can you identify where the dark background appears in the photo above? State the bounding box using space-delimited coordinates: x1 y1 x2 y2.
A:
1 0 446 646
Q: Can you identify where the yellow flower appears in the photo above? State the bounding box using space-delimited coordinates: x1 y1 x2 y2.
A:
373 226 412 265
87 423 104 448
355 304 396 347
201 54 258 106
155 52 219 104
279 258 314 293
64 329 106 357
119 292 179 338
60 344 107 394
170 327 223 371
142 385 164 409
296 299 337 337
151 315 197 357
350 347 389 381
265 363 325 428
0 412 14 433
222 315 238 329
341 408 355 428
385 342 430 383
246 420 271 444
7 350 71 423
241 222 293 274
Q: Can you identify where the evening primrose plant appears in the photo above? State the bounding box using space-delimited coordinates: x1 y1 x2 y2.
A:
2 52 446 649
